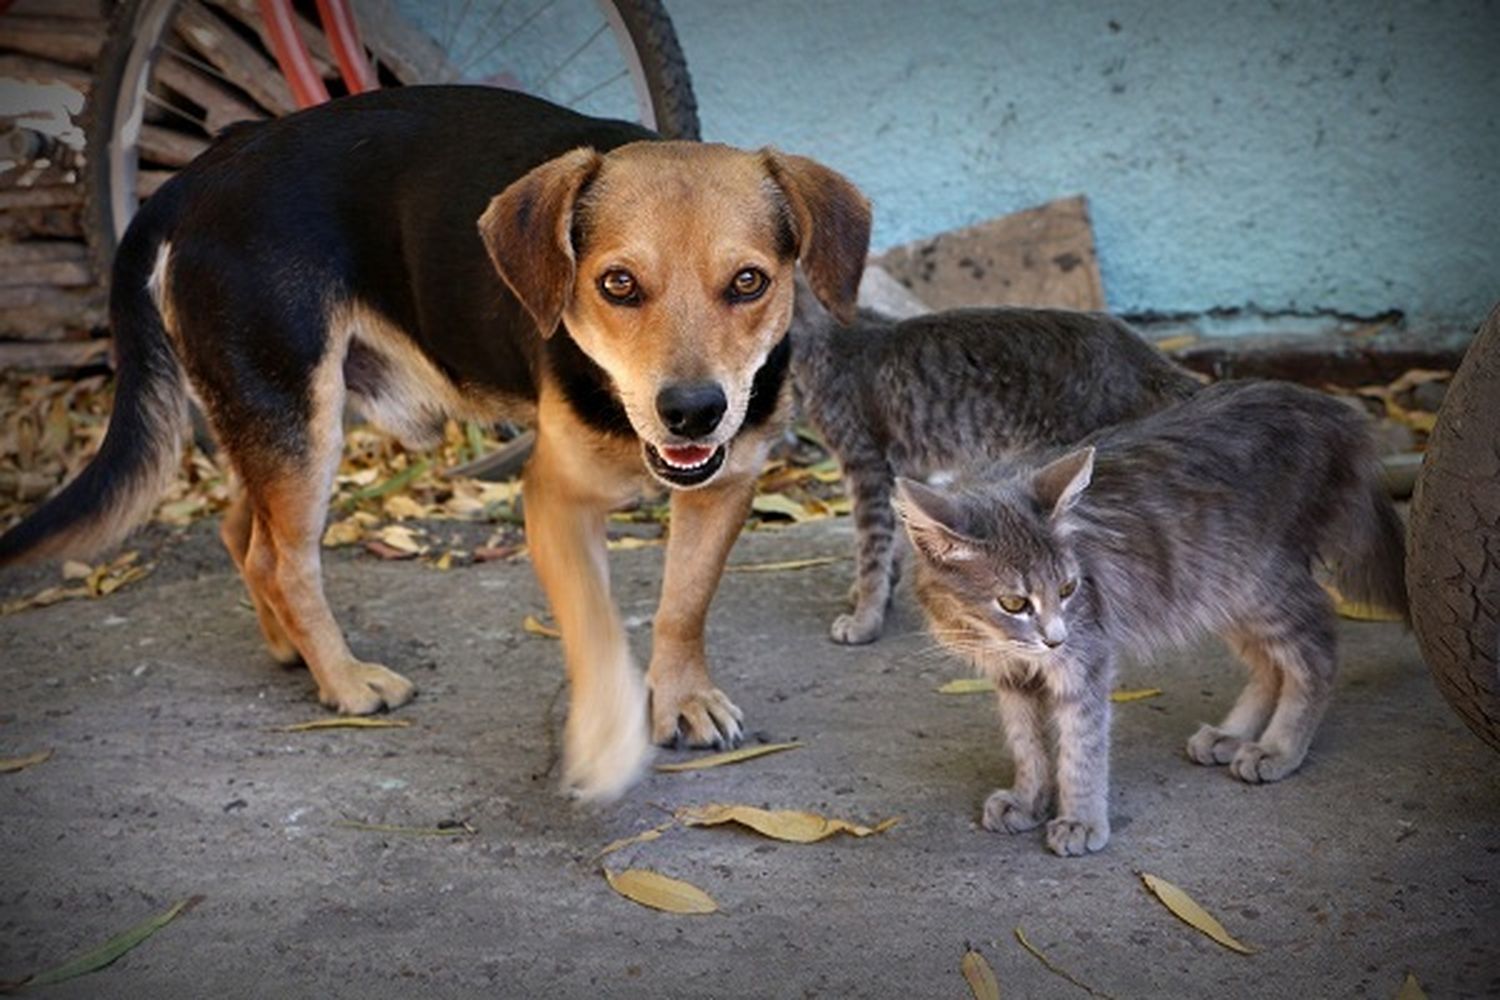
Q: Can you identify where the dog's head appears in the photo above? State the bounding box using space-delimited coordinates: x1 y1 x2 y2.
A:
479 141 870 489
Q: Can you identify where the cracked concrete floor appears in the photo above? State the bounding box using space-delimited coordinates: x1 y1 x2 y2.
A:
1 517 1497 998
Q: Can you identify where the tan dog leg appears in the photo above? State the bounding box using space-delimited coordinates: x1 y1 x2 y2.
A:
219 490 298 665
524 399 651 800
646 472 755 747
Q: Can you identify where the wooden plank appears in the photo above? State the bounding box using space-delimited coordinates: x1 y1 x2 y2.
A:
0 242 91 289
8 0 102 19
0 15 103 68
173 0 297 116
874 195 1107 312
0 185 82 210
0 338 110 372
138 123 210 168
0 205 84 241
0 285 106 340
154 55 266 135
0 53 92 88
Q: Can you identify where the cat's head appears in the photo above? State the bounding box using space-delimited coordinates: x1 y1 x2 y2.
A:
895 447 1095 658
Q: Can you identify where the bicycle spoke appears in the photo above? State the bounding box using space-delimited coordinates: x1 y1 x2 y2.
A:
533 21 607 95
143 89 212 135
454 0 561 79
564 66 628 109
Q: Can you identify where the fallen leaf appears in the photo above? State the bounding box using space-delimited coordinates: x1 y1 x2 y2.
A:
603 868 718 914
523 614 562 639
725 556 843 574
595 821 676 860
23 896 200 988
676 804 897 843
0 749 52 774
1014 926 1115 998
938 677 997 694
334 820 474 836
322 517 365 547
1140 873 1255 954
961 948 1000 1000
1334 598 1405 623
61 560 92 581
373 524 425 554
432 551 455 571
655 741 802 772
1152 334 1198 352
606 535 662 551
1396 972 1428 1000
751 492 819 522
1110 688 1163 703
272 718 412 733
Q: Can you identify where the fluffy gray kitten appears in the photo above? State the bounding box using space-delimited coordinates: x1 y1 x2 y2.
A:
791 288 1200 645
895 380 1408 857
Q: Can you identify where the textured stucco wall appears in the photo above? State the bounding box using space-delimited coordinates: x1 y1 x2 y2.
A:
670 0 1500 327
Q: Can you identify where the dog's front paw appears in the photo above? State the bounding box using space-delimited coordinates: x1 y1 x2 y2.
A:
1186 723 1243 766
1045 814 1110 857
318 661 416 715
982 788 1046 834
830 610 883 645
563 668 652 802
650 683 744 749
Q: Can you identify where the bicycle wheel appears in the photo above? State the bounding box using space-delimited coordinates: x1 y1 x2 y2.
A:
84 0 700 272
1407 301 1500 753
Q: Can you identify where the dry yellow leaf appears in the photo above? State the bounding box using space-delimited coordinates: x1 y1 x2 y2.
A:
432 551 454 571
751 492 818 522
272 718 412 733
655 741 801 772
321 518 365 547
60 560 92 581
1396 972 1428 1000
374 524 425 554
604 868 718 914
382 493 429 520
1152 334 1198 352
1140 873 1255 954
961 949 1000 1000
606 536 661 551
0 749 52 774
523 614 562 639
1110 688 1163 703
595 821 676 860
938 677 997 694
676 804 898 843
725 556 843 574
1335 599 1405 623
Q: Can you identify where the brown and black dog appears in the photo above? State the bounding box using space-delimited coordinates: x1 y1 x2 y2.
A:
0 86 870 799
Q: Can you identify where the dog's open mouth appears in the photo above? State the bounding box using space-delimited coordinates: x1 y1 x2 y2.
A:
644 442 727 487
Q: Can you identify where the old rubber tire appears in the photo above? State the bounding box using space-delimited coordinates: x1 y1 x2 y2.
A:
1407 301 1500 752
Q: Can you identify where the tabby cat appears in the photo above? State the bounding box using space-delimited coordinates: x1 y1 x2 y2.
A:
895 380 1407 856
791 289 1199 645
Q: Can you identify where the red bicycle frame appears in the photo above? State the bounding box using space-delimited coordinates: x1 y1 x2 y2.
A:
256 0 377 109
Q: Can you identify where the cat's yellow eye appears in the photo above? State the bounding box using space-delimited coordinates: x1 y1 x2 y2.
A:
997 595 1031 615
1059 579 1078 599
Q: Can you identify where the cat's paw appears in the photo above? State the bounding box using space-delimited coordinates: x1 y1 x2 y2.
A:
982 789 1045 834
1045 815 1110 856
1229 741 1304 784
830 611 883 646
1186 724 1243 766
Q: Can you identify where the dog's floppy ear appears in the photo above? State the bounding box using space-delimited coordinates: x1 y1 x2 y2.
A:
763 150 872 325
478 146 603 338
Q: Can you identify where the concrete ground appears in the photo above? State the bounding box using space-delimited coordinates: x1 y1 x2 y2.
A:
1 516 1496 998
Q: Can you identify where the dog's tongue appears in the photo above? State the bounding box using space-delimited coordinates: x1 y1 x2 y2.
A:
661 444 713 468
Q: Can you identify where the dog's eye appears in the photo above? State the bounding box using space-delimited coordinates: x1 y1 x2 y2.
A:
599 269 640 304
1059 579 1077 599
727 267 769 302
997 595 1031 615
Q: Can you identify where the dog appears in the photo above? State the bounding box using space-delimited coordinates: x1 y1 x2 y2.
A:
0 85 871 800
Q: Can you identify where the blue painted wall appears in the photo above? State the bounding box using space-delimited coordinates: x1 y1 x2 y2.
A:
670 0 1500 328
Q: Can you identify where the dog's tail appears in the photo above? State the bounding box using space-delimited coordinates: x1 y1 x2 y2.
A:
0 224 189 568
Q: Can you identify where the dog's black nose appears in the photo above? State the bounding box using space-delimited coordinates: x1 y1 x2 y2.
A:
656 382 727 438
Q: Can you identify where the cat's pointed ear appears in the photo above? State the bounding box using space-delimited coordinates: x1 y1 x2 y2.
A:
1034 447 1095 517
894 477 979 563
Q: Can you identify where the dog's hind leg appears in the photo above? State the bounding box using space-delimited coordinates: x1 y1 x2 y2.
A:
230 354 416 715
646 470 755 748
219 489 299 665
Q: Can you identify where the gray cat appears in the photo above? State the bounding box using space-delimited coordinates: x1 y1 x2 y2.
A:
791 290 1200 645
895 379 1408 856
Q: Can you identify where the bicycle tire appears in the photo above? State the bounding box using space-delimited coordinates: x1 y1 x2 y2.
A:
1407 301 1500 753
83 0 700 280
